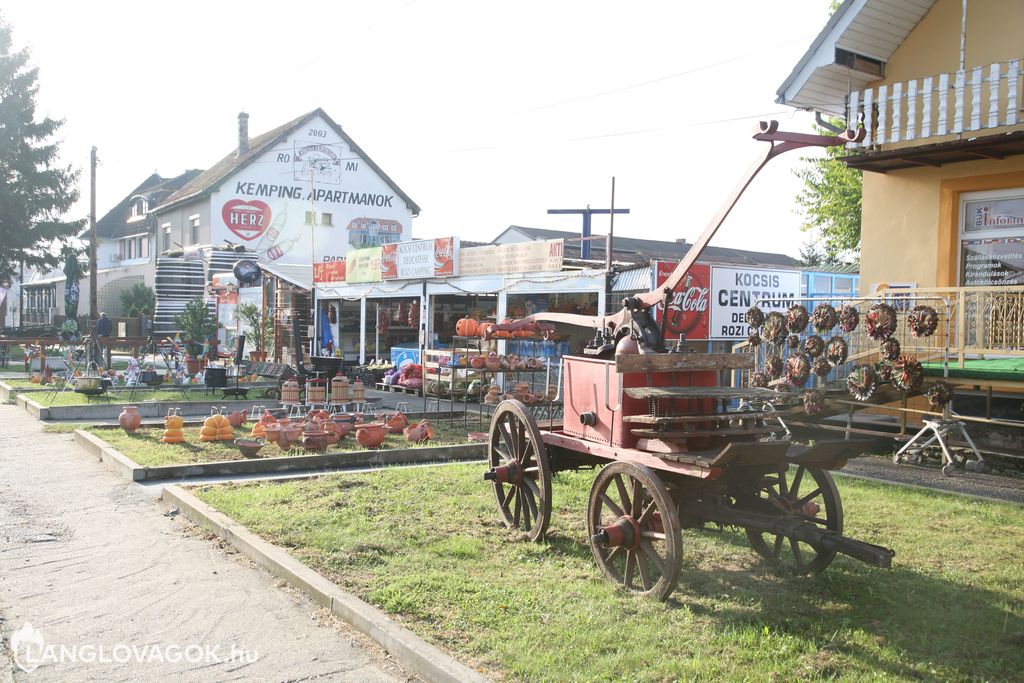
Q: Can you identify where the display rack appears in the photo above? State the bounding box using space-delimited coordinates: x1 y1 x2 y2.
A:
424 335 564 428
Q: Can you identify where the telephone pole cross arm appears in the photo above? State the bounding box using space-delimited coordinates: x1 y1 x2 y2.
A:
547 206 629 260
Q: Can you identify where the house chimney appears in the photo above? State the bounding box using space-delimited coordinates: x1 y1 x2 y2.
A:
676 238 687 245
237 112 249 156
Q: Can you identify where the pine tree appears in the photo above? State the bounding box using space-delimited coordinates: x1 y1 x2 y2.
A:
0 16 85 281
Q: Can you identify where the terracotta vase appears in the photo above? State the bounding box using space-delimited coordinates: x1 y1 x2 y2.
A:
385 412 409 434
404 420 435 444
226 410 247 428
355 423 388 448
118 406 142 433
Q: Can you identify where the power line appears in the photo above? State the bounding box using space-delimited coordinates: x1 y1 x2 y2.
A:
516 35 814 114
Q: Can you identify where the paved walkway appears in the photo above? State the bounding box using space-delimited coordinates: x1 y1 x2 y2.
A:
0 403 412 682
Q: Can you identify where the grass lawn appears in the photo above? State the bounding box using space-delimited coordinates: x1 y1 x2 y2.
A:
82 421 476 467
24 387 225 406
195 464 1024 682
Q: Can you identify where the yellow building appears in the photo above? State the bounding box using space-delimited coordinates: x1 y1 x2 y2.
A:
777 0 1024 293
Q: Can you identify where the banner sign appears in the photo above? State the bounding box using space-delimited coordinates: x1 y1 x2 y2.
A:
653 261 710 341
710 266 801 339
345 247 382 284
460 239 564 276
381 237 459 280
313 261 346 284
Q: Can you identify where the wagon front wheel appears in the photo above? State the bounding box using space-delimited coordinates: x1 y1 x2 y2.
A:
485 400 552 542
587 461 683 600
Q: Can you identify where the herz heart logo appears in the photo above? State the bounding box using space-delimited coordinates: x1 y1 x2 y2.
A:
222 199 271 241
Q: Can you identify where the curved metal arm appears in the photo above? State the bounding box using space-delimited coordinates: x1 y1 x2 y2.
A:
521 121 865 332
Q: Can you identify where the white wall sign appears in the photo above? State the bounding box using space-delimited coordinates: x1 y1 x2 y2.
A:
382 237 459 279
208 113 415 284
710 266 801 339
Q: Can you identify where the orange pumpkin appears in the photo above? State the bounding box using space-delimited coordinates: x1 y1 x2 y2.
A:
455 316 479 338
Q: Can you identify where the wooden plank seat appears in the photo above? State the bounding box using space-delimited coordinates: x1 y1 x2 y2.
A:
631 425 779 439
615 352 754 373
655 441 791 468
623 413 775 424
623 386 784 401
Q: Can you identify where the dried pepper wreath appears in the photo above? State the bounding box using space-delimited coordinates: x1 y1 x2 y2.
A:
892 355 924 392
786 355 811 386
803 334 825 358
847 364 879 401
803 389 825 415
764 354 784 379
907 305 939 338
865 303 898 341
880 337 901 361
762 312 787 345
745 306 765 328
811 304 837 333
786 304 809 334
838 304 860 333
925 380 954 408
826 336 848 366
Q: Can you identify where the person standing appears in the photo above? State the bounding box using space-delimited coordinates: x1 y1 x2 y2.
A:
96 312 113 338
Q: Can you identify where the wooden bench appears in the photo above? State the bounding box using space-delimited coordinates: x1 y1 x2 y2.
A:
615 352 753 374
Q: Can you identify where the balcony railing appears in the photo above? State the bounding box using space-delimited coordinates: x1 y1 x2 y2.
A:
847 59 1022 149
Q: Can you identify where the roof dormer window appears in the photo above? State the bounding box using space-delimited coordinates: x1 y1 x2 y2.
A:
129 197 149 220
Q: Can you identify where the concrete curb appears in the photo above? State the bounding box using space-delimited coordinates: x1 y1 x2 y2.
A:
73 428 486 482
17 394 48 419
161 485 489 683
21 397 281 422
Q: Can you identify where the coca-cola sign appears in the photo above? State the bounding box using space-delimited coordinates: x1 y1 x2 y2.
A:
381 237 460 279
655 262 710 340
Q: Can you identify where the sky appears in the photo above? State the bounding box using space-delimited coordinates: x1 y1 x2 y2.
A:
3 0 833 260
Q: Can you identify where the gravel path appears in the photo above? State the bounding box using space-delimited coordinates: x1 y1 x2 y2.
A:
0 403 412 682
841 454 1024 505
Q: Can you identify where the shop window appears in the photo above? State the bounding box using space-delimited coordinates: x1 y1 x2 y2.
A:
800 274 808 297
834 277 853 294
959 188 1024 286
813 275 832 295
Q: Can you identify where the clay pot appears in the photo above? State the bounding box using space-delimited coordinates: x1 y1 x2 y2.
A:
385 412 409 434
234 438 265 459
484 353 502 371
355 423 388 449
303 432 328 452
404 420 435 444
226 410 247 428
323 430 341 447
118 406 142 433
469 355 486 369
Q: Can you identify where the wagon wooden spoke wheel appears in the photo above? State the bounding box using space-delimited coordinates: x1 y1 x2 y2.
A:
484 400 552 542
745 464 843 575
587 461 683 601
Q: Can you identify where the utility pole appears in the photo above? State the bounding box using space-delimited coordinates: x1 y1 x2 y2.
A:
89 146 98 323
547 204 629 261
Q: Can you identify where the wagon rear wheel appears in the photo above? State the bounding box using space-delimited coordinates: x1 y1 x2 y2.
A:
744 465 843 575
587 461 683 601
485 400 552 542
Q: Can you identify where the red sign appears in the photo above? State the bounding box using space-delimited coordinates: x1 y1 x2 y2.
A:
313 261 346 284
221 199 271 241
380 243 398 279
433 237 455 277
655 261 710 340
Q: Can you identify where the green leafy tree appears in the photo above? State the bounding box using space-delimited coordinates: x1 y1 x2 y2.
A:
237 302 275 356
0 17 85 281
119 283 156 317
174 297 217 357
794 120 863 265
